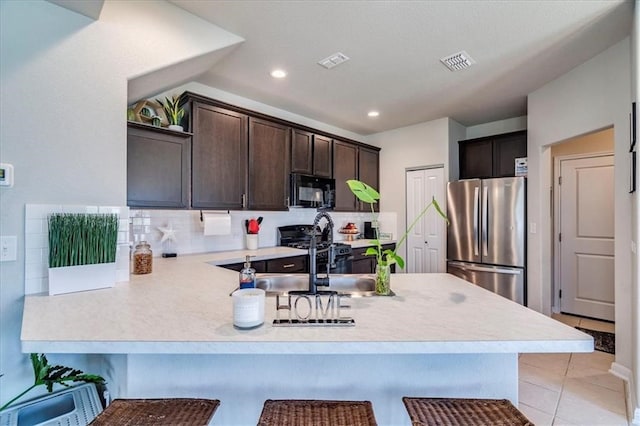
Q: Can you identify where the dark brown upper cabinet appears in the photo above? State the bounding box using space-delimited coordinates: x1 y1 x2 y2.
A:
332 140 380 212
248 117 291 210
459 130 527 179
191 102 248 210
357 146 380 212
127 123 191 208
291 129 332 178
333 140 359 211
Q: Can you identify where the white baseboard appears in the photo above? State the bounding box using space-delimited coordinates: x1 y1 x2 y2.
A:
610 362 637 424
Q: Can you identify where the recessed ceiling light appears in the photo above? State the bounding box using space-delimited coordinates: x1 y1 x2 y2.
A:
270 69 287 78
368 111 380 118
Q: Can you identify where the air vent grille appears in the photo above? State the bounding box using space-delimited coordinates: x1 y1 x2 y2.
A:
318 52 350 69
440 51 475 71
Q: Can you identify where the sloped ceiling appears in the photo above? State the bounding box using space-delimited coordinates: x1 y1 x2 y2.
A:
170 0 633 134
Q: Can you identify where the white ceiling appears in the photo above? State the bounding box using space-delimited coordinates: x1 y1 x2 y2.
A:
171 1 633 135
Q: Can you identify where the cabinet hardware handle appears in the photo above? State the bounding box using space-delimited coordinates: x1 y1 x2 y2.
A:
241 193 246 208
282 263 295 268
285 196 290 207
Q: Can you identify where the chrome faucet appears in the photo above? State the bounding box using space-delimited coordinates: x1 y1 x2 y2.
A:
308 211 335 294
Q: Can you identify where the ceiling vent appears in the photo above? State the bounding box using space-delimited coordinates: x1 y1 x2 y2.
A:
440 51 475 71
318 52 350 69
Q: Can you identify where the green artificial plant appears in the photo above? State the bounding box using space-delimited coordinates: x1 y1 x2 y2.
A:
347 179 449 269
0 354 105 411
156 94 185 126
48 213 118 268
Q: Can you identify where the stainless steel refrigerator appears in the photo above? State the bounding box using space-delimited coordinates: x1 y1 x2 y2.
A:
446 177 526 305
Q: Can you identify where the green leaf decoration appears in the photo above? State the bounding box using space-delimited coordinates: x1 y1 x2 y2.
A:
346 180 379 204
364 247 379 256
1 354 106 412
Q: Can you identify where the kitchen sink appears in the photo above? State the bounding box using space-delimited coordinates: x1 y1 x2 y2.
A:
254 273 376 297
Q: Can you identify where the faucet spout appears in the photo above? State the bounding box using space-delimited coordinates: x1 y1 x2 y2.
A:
309 211 335 294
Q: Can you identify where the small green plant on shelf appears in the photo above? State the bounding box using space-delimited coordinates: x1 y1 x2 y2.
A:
347 179 448 289
156 93 185 128
0 353 106 411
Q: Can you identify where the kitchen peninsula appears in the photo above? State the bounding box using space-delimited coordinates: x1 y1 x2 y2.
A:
21 250 592 425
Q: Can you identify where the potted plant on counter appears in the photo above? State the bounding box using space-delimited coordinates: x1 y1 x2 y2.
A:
347 179 448 295
156 93 185 131
47 213 119 295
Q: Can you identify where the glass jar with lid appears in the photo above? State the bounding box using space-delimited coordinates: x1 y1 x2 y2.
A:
133 241 152 274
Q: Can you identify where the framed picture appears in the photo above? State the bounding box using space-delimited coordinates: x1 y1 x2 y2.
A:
630 151 636 194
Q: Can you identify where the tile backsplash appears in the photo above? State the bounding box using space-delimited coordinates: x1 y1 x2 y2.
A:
24 204 130 295
23 204 397 295
130 209 397 257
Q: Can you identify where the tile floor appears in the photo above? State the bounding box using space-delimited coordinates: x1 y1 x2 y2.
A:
518 313 628 425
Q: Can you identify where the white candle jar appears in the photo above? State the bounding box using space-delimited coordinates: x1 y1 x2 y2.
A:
232 288 265 329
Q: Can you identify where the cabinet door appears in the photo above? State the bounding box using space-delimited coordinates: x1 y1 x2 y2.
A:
459 139 493 179
127 125 190 208
266 256 307 273
358 147 380 211
493 131 527 177
333 141 359 211
219 261 266 273
352 247 375 273
291 129 313 175
313 135 332 178
192 103 248 209
248 117 290 210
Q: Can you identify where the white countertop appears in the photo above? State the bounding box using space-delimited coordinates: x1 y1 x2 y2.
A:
21 252 592 355
340 239 396 248
205 246 307 265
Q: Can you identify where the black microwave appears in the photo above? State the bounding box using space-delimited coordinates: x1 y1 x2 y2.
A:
290 174 335 209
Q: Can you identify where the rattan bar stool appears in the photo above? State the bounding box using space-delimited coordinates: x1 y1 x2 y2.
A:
402 397 533 426
257 399 378 426
89 398 220 425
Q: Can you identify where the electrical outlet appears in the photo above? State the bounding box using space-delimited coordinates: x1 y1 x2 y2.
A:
0 236 17 262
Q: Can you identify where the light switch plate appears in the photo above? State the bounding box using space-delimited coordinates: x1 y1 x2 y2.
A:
0 236 17 262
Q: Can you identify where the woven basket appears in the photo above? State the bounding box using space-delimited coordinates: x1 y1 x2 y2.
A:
89 398 220 426
402 397 533 426
258 399 377 426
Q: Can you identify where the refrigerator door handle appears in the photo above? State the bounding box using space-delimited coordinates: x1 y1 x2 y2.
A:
473 186 480 256
482 185 489 256
448 261 522 275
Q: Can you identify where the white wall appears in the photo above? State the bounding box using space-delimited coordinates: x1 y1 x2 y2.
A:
367 118 451 268
527 36 632 377
465 116 527 140
0 0 241 407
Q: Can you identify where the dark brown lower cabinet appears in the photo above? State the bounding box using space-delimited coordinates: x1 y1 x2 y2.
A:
351 244 396 274
219 255 307 274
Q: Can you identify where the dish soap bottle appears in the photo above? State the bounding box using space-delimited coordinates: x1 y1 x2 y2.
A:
239 255 256 289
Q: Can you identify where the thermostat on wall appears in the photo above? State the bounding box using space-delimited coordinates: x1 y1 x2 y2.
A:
0 163 14 187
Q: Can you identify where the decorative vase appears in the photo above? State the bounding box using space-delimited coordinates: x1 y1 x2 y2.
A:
168 124 184 132
375 263 391 295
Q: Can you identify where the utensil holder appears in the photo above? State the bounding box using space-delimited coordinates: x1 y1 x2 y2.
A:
246 234 258 250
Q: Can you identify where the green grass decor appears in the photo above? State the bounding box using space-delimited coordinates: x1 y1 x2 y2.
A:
48 213 118 268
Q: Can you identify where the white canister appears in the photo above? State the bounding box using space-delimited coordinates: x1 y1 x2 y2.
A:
246 234 259 250
232 288 265 329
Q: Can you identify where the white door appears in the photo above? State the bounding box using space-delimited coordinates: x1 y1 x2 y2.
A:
558 154 614 320
406 167 446 273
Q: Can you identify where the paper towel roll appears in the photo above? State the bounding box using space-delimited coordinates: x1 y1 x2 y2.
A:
202 213 231 236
